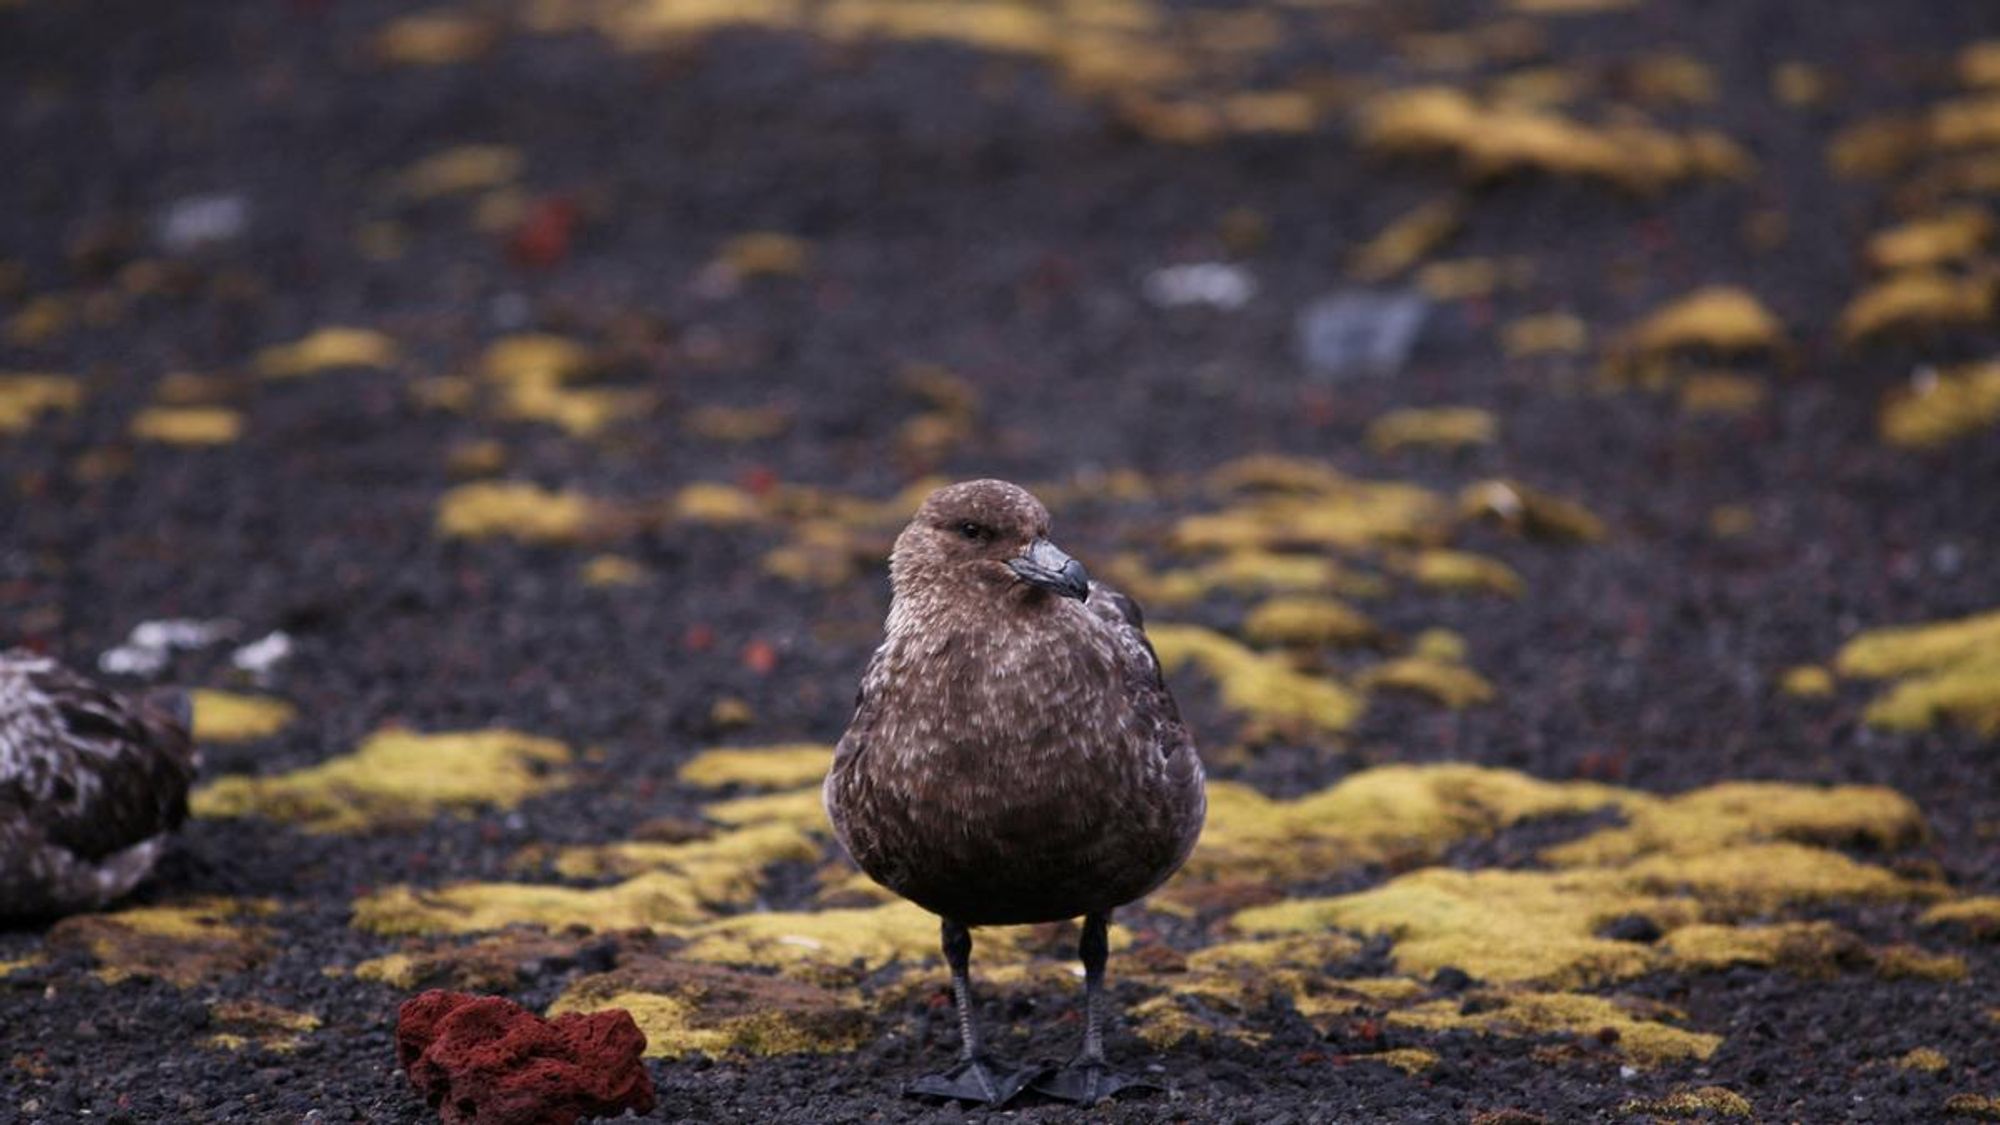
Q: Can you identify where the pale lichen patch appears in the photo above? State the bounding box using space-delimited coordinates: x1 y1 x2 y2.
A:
194 728 572 833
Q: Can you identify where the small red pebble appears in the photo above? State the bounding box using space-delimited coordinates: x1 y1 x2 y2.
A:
396 990 654 1125
738 465 779 497
682 623 715 652
508 197 581 270
741 640 778 675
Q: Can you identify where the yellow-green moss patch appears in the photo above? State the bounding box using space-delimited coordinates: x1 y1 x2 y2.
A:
1898 1047 1951 1074
1622 1086 1752 1116
1405 549 1525 598
353 931 591 993
1613 285 1786 362
1362 657 1495 708
203 1000 320 1053
549 958 867 1057
1867 207 1993 271
398 144 521 198
1366 1047 1439 1074
1840 272 1995 345
1780 665 1836 698
1359 86 1747 190
1176 465 1452 553
1542 780 1925 866
1661 921 1863 975
47 898 276 987
1504 311 1589 357
480 334 649 437
1873 944 1969 981
0 954 44 977
1224 771 1936 998
1238 867 1671 987
549 823 820 887
1149 623 1362 738
256 327 398 378
1102 551 1386 608
194 727 571 833
1881 360 2000 449
358 824 810 936
1178 764 1632 887
130 406 243 445
1394 990 1721 1065
1241 597 1380 648
703 787 828 832
356 871 722 936
1834 609 2000 735
581 554 647 587
1945 1093 2000 1120
1365 407 1496 453
679 744 834 789
191 690 298 743
435 481 602 542
0 373 82 433
1921 897 2000 939
1459 480 1605 542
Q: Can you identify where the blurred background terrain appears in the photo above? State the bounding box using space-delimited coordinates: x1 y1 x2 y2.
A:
1 0 1997 1121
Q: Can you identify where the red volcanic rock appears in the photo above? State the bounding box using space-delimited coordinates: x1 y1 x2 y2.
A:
395 990 654 1125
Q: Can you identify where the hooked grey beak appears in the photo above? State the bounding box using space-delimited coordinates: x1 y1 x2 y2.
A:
1008 537 1090 601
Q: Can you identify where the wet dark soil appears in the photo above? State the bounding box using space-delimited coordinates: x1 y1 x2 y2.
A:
2 0 1997 1121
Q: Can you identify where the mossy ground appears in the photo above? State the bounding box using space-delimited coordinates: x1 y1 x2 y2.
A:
1 1 1997 1122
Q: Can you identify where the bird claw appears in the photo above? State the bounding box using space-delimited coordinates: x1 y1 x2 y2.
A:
906 1056 1046 1107
1029 1059 1158 1105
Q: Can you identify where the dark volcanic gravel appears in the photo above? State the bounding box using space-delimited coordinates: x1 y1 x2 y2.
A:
2 0 1997 1122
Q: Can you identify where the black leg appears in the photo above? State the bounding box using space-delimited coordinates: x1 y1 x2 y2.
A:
1030 911 1161 1105
943 917 980 1061
905 917 1043 1107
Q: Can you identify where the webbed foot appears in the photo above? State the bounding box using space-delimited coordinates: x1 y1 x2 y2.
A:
907 1056 1046 1107
1029 1059 1160 1104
